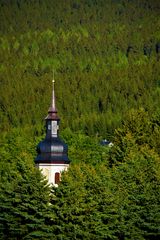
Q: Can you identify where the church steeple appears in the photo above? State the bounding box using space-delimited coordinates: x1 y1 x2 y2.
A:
45 79 60 138
46 74 59 121
35 74 70 185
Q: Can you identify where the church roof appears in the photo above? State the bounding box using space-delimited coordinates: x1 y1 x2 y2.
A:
45 78 60 121
35 137 70 164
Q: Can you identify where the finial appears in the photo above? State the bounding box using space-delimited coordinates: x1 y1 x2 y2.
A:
52 69 55 83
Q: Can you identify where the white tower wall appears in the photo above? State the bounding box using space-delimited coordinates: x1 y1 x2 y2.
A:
38 163 69 186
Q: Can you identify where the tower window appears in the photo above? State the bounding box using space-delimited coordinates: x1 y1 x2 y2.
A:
55 172 60 184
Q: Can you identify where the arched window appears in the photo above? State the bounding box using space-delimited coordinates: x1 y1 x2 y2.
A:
55 172 60 184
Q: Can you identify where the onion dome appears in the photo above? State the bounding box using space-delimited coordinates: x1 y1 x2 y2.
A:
35 77 70 164
36 137 69 163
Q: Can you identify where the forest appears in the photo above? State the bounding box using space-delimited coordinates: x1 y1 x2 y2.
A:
0 0 160 239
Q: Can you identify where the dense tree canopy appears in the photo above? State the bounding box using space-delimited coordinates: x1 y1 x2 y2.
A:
0 109 159 239
0 0 160 239
0 0 160 136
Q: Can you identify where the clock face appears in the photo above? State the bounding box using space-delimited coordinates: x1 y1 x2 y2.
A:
51 121 58 135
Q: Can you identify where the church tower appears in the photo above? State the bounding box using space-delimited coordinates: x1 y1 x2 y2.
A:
35 77 70 185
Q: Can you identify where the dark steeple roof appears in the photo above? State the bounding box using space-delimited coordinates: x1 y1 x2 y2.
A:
35 76 70 164
45 79 60 121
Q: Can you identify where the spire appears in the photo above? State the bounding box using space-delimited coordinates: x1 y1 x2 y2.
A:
45 71 60 120
51 70 56 110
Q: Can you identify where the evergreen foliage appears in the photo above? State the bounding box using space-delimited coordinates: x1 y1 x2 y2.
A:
0 109 159 239
0 129 53 239
0 0 160 239
0 0 160 136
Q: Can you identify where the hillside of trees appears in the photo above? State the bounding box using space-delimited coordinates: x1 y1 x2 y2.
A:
0 0 160 239
0 0 160 137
